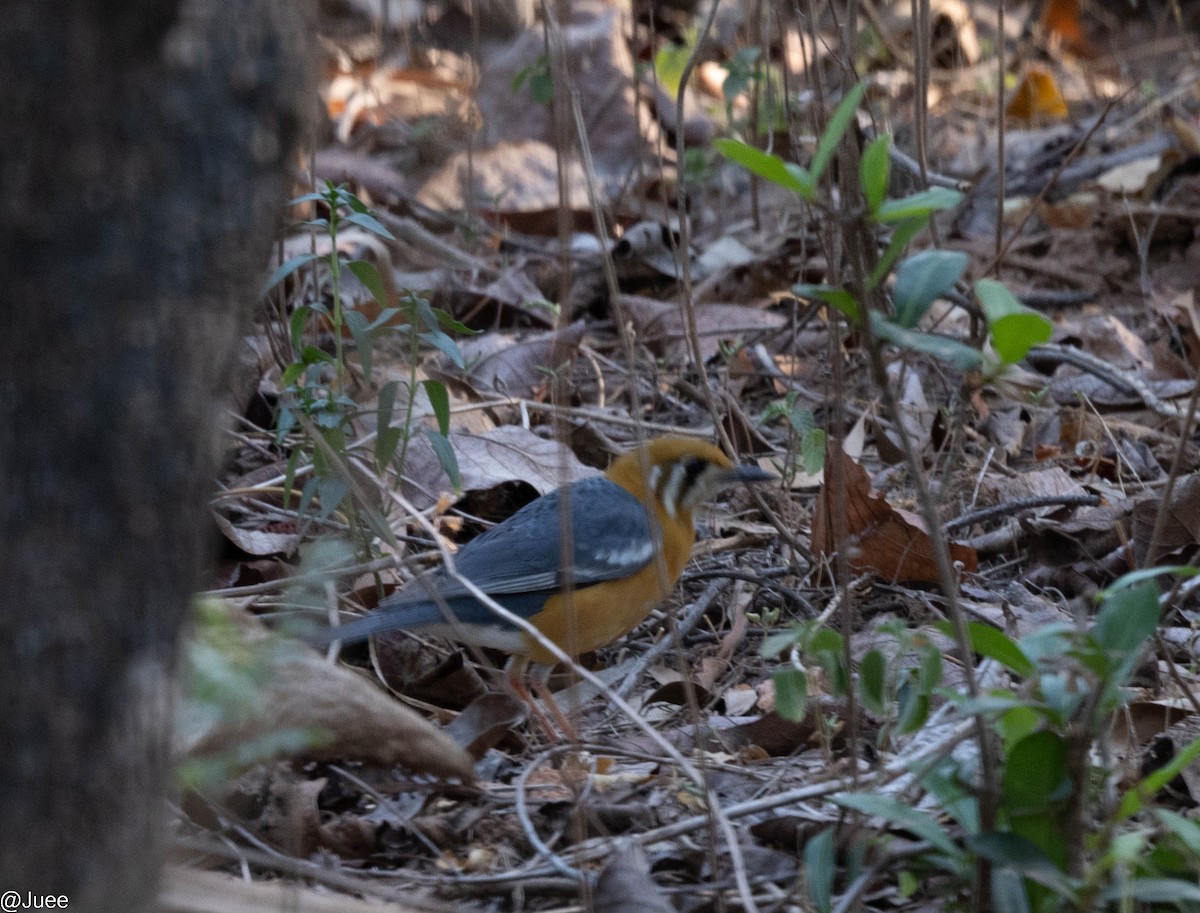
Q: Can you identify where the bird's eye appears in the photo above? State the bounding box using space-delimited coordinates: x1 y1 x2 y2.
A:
681 456 708 485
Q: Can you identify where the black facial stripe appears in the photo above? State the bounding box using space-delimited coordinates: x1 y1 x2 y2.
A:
682 456 708 488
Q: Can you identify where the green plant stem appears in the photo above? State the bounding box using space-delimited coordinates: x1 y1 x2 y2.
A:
836 119 998 902
326 199 345 396
392 308 422 487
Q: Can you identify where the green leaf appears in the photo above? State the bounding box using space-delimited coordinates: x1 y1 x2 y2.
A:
793 283 860 321
869 217 927 290
810 81 866 185
809 628 844 654
425 430 460 490
262 253 317 296
876 187 963 224
860 134 891 214
1155 809 1200 857
288 191 327 206
344 190 370 213
951 693 1029 717
937 621 1034 677
835 793 961 859
974 278 1053 364
281 447 301 506
343 309 372 376
347 259 388 306
714 138 815 199
869 312 982 370
359 504 398 548
342 210 396 240
280 362 306 388
965 833 1077 898
419 331 466 369
1102 565 1197 593
290 304 312 350
653 42 690 97
803 828 836 913
1098 878 1200 903
366 307 401 331
375 381 402 469
1091 581 1160 653
421 379 451 435
415 298 442 333
859 649 887 713
300 344 336 366
895 677 930 733
315 474 350 521
989 870 1032 913
892 250 968 328
922 766 979 832
760 629 800 658
800 428 826 475
772 667 808 721
1016 623 1074 665
997 705 1042 750
1003 731 1069 814
434 308 475 335
1118 735 1200 820
918 646 942 691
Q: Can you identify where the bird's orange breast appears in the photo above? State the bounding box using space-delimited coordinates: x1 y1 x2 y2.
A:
520 511 693 664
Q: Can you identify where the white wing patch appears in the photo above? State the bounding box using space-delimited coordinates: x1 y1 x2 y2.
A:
592 538 655 568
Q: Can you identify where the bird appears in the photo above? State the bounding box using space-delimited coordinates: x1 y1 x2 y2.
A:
312 436 773 667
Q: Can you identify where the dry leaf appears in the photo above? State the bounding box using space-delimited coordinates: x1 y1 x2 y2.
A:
812 446 978 583
442 691 527 758
1110 696 1199 750
400 425 598 510
1006 65 1068 121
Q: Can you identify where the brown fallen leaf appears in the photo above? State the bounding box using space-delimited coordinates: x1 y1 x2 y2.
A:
1110 696 1199 751
1005 64 1068 122
400 425 598 511
812 446 977 583
442 691 528 759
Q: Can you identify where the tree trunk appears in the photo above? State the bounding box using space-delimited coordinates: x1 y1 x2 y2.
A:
0 2 313 909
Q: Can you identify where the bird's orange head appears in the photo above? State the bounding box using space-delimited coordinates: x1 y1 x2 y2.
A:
605 435 772 528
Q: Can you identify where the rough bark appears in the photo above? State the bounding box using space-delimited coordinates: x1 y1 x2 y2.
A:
0 2 313 909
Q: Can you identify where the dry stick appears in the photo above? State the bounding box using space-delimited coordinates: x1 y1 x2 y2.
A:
613 577 730 699
670 0 729 446
538 9 588 838
994 0 1006 266
539 12 698 892
1142 338 1200 711
202 556 409 599
913 0 938 247
826 20 997 903
1027 343 1191 423
515 747 584 881
799 0 870 886
944 494 1102 532
660 5 769 910
170 835 463 911
402 715 981 889
1144 358 1200 566
861 341 1000 889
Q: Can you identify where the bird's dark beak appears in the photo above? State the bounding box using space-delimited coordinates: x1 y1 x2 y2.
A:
722 463 776 484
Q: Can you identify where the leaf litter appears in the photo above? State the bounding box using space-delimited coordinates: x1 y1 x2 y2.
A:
181 1 1200 910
